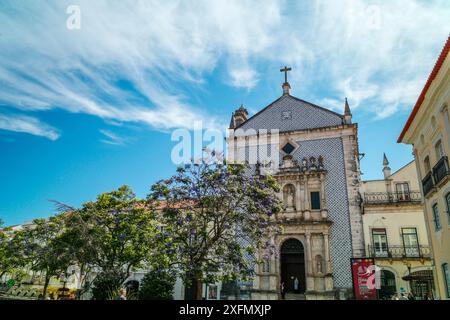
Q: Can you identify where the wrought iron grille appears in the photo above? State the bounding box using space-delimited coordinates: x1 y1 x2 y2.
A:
433 156 450 186
363 191 422 205
422 172 435 196
367 245 431 259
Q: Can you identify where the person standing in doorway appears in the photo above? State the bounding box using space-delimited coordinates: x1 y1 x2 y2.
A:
294 277 299 293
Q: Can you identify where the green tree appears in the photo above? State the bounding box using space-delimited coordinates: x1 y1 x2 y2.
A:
90 270 126 300
148 153 282 300
66 186 169 300
0 219 11 279
14 215 74 299
139 269 175 300
52 205 98 299
1 221 15 279
0 230 25 280
0 219 30 286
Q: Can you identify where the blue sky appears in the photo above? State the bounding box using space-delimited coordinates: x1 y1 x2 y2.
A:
1 0 450 226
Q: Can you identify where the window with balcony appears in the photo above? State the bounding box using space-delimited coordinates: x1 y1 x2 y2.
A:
433 155 449 186
396 183 410 201
432 203 442 231
401 228 419 257
372 229 388 257
310 191 321 210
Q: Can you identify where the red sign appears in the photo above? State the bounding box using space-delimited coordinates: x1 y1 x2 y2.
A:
351 258 377 300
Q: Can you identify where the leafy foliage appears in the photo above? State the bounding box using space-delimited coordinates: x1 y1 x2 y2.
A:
65 185 170 299
91 270 126 300
13 215 75 298
139 269 175 300
0 223 24 280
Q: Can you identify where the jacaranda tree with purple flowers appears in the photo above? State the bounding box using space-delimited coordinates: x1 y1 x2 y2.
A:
148 153 282 300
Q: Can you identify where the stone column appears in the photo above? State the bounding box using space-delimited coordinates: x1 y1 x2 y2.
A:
295 180 301 213
320 173 328 219
305 233 314 291
323 232 334 291
304 175 311 220
323 233 332 274
299 177 305 211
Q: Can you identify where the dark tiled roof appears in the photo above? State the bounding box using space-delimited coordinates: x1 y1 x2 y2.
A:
235 95 344 133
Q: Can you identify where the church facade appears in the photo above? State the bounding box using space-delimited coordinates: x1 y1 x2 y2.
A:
227 74 365 300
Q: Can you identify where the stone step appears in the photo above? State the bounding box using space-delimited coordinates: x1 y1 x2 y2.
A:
284 293 306 300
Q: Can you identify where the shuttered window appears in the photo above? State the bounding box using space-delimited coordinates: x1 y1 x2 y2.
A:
311 192 321 210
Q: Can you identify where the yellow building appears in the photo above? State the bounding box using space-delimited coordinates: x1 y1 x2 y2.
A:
361 157 434 299
398 36 450 300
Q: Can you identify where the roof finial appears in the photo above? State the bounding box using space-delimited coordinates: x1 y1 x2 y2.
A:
280 66 292 95
383 153 391 179
344 97 352 124
383 153 389 166
344 97 351 115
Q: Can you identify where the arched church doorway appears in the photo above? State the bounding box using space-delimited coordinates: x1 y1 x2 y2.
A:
280 239 306 294
378 270 396 300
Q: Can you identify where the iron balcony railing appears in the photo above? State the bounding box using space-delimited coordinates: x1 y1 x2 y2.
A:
367 245 431 259
422 171 435 196
433 156 450 186
363 191 422 205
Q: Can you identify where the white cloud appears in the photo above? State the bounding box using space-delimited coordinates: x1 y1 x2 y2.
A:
0 0 449 138
316 98 344 112
99 129 127 146
228 66 259 89
0 114 60 141
297 0 450 114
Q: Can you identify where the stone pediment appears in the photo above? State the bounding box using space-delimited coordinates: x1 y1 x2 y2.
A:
277 155 326 175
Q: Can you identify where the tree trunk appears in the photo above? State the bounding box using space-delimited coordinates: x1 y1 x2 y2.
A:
42 273 51 300
77 264 85 300
195 278 203 300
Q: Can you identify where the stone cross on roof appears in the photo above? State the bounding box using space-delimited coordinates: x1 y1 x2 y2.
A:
280 66 292 95
280 66 292 83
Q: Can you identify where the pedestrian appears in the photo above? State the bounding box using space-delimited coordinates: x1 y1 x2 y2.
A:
294 277 299 293
280 282 285 300
117 288 127 300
